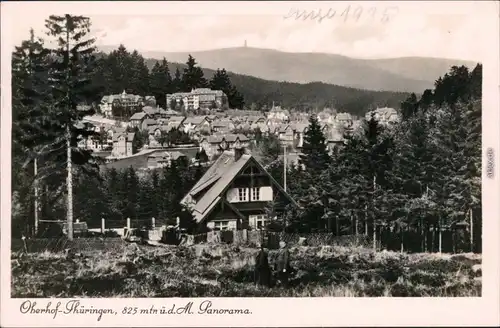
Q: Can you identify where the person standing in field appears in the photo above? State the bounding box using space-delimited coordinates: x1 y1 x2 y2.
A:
276 241 291 287
254 242 271 287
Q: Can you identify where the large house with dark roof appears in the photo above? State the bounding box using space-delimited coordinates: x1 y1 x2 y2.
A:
181 148 299 231
130 112 150 128
199 133 250 159
99 90 148 118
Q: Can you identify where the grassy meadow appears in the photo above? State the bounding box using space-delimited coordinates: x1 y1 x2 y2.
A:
11 244 482 297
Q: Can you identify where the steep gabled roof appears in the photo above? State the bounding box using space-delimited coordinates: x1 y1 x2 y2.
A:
212 119 234 128
142 106 158 116
181 150 300 223
181 151 251 222
130 112 147 120
291 123 309 133
167 116 186 123
184 116 207 125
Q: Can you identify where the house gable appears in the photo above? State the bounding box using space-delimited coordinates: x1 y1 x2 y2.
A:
181 151 299 225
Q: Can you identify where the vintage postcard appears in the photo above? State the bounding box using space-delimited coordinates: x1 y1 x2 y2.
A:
1 0 499 327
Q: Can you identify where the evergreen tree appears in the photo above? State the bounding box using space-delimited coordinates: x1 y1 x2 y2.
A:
149 58 172 108
103 168 123 221
181 55 207 91
298 115 330 172
11 29 52 236
137 177 153 224
463 97 482 251
122 166 139 224
419 89 434 111
104 44 131 94
434 65 471 107
168 160 185 220
390 110 440 250
172 67 182 93
469 64 482 100
209 68 244 109
130 50 150 95
401 93 419 120
73 173 106 227
45 14 100 239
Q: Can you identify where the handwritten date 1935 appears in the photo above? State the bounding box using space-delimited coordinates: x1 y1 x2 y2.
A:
283 6 399 24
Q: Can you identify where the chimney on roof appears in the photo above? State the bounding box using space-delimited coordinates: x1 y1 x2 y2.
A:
233 146 245 161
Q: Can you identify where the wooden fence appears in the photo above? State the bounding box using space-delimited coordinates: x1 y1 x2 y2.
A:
182 230 372 249
11 237 126 253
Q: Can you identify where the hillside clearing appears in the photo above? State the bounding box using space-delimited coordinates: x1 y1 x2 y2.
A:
11 244 481 297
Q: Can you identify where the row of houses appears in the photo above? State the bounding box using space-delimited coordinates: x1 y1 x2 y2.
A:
80 102 399 160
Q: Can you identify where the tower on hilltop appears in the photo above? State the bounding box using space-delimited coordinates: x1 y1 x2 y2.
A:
244 40 247 48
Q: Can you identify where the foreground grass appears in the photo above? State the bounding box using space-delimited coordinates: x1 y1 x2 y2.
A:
11 244 482 297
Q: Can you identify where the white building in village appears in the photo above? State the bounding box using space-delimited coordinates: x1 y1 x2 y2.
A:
166 88 228 111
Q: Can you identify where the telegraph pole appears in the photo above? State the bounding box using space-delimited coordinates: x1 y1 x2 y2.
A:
34 158 39 236
283 144 287 192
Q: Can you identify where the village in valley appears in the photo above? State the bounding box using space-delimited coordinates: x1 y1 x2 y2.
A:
83 88 397 170
10 13 483 298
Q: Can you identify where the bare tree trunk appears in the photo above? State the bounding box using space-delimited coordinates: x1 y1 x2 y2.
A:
354 214 358 235
65 24 73 241
424 223 428 252
372 221 377 251
452 229 456 254
364 205 368 235
326 208 331 232
67 127 74 241
420 219 424 252
438 217 442 253
469 208 474 253
335 216 340 236
34 158 39 237
431 224 436 253
400 227 404 253
372 175 376 250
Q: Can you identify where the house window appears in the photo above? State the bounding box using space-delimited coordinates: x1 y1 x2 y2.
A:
213 221 229 231
251 187 260 201
238 188 248 202
250 215 268 230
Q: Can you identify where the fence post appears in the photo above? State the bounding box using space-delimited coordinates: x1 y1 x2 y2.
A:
127 217 131 230
101 218 105 234
243 229 248 243
152 217 155 228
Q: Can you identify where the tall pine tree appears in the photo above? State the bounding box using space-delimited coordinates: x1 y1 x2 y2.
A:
181 55 207 91
298 115 330 172
45 14 100 239
149 58 172 108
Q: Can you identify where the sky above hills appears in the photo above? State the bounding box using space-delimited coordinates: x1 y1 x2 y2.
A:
5 1 496 62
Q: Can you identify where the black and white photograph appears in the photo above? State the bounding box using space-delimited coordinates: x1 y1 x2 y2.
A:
1 1 499 325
